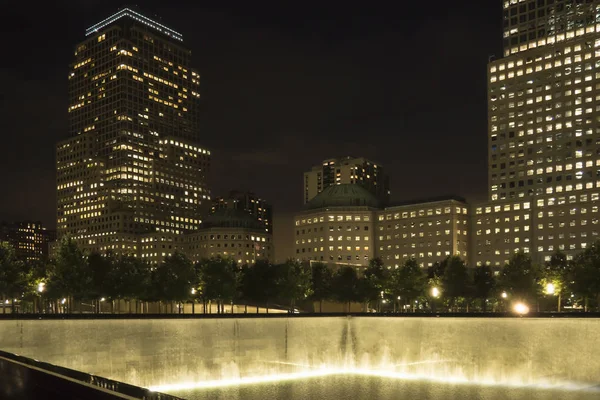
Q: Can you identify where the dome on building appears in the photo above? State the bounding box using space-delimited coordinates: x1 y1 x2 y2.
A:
306 184 380 210
202 209 263 230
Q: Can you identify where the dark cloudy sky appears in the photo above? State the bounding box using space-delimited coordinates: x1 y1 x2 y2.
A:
0 1 501 261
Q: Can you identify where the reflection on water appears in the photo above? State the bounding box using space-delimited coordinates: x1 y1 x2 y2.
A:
170 375 600 400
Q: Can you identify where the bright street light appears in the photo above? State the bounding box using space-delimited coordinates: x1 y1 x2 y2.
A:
501 291 508 299
37 282 45 293
545 283 556 295
61 298 66 305
431 287 440 298
100 297 106 302
513 302 529 315
191 288 197 295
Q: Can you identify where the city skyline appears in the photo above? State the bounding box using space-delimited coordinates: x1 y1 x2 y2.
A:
1 1 501 261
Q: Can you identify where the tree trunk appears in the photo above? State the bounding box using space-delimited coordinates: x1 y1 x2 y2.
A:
11 299 15 314
2 295 5 314
558 293 561 313
192 301 195 314
256 305 259 314
231 303 234 314
466 301 470 313
244 304 247 314
319 299 323 313
585 296 589 312
482 298 487 313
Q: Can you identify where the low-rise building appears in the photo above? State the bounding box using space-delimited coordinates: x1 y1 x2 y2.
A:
0 221 55 262
186 209 273 264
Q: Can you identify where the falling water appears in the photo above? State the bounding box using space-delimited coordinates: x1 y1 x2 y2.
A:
0 317 599 399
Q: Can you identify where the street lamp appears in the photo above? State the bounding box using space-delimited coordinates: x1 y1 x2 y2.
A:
37 282 45 293
431 287 440 298
501 291 508 299
513 302 529 315
191 288 197 295
545 282 560 312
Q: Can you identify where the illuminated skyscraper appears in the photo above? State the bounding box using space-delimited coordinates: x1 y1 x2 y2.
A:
211 191 273 233
56 8 210 256
0 222 55 262
473 0 600 266
303 157 390 205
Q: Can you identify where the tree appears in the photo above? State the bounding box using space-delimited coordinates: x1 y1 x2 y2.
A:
498 252 540 305
541 251 569 312
276 259 312 312
107 255 149 313
568 242 600 312
49 237 89 312
472 265 496 312
310 262 333 312
0 243 28 314
197 256 239 314
152 252 195 313
240 259 278 313
87 252 114 312
331 266 361 312
387 258 426 313
441 256 470 311
363 258 389 312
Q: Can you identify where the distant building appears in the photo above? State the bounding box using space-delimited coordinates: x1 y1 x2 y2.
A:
294 185 379 267
294 185 469 268
56 8 210 256
376 197 470 269
187 209 273 264
0 222 55 262
211 191 272 233
303 157 390 205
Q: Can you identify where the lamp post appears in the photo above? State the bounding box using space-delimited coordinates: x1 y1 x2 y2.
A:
37 282 45 314
191 288 196 314
545 282 560 312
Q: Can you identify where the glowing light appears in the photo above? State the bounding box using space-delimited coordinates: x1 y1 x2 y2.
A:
431 287 440 298
100 297 106 302
513 302 529 315
61 298 66 305
148 366 600 394
501 292 508 299
191 288 197 295
37 282 45 293
545 283 556 295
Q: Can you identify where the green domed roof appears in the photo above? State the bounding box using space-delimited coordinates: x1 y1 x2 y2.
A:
306 184 380 210
203 209 263 229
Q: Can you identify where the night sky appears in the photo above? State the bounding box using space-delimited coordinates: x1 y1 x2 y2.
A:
0 1 501 261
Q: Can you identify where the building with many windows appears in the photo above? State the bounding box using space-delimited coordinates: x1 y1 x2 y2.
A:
376 197 470 269
474 0 600 266
303 157 390 205
294 185 468 268
0 222 56 262
186 209 273 264
56 8 210 258
211 191 272 233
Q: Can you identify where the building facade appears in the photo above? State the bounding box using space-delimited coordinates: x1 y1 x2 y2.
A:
186 209 273 264
473 0 600 266
211 190 273 233
303 157 390 205
294 185 468 268
56 8 210 258
0 222 56 262
376 197 470 269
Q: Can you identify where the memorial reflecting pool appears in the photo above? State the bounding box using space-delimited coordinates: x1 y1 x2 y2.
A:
168 375 600 400
0 316 599 399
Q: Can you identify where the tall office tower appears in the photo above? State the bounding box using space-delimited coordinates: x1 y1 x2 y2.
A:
474 0 600 266
0 222 56 262
502 0 600 57
303 157 390 205
211 191 273 233
56 8 210 255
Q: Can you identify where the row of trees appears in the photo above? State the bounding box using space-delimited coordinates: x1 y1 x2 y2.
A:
2 238 600 314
